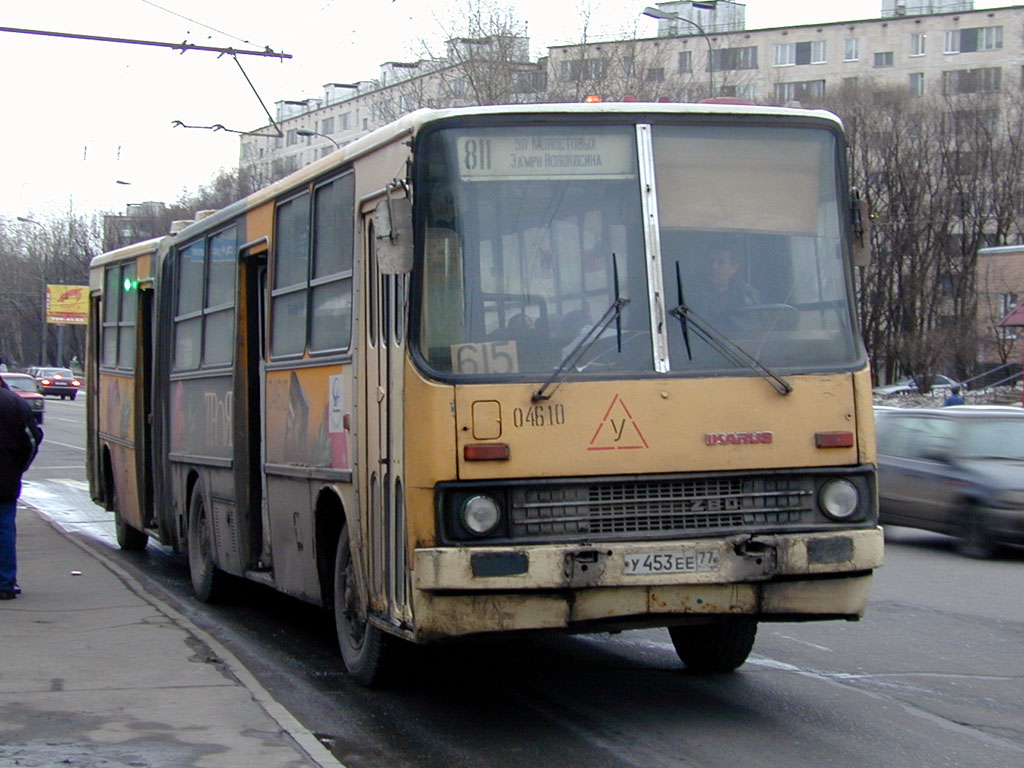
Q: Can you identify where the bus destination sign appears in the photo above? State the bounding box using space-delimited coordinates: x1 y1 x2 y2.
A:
456 133 634 181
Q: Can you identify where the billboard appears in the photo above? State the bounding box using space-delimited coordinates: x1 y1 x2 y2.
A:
46 284 89 325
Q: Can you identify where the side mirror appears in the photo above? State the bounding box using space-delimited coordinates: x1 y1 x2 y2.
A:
374 196 413 275
851 188 871 268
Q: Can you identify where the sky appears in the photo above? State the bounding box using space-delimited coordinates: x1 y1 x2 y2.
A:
0 0 999 220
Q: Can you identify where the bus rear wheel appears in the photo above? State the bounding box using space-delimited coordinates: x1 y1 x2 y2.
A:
106 456 147 551
333 525 400 686
669 619 758 673
115 508 148 551
187 487 230 602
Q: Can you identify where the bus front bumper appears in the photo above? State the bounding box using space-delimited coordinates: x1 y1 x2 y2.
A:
409 527 883 640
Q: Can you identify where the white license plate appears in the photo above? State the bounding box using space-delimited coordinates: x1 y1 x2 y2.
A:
623 550 720 575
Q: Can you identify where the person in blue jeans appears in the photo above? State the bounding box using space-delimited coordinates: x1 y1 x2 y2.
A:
0 374 43 600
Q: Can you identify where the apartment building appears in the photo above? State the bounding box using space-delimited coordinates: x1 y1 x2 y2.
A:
548 1 1024 103
240 2 1024 182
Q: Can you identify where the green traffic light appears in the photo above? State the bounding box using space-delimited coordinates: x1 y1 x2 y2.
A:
123 277 138 292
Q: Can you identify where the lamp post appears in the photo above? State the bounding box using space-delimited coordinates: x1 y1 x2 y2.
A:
18 217 48 365
643 5 716 97
296 128 341 150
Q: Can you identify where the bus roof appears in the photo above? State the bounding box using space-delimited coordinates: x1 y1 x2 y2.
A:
157 102 846 246
89 235 164 270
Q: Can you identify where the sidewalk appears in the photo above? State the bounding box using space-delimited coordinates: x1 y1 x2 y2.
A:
0 506 342 768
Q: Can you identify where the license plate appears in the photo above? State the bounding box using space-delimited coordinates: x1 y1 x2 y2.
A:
623 550 720 575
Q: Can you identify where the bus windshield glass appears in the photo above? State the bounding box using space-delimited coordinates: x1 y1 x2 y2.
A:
654 124 858 372
416 120 859 379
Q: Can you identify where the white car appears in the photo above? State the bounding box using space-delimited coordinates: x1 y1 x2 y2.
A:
873 374 959 397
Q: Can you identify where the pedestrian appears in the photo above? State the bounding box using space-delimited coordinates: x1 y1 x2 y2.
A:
0 373 44 600
943 385 965 407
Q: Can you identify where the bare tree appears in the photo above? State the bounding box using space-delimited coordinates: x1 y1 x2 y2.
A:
825 81 1024 385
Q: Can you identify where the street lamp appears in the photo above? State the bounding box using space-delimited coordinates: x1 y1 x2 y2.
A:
643 5 716 97
18 217 48 365
296 128 341 150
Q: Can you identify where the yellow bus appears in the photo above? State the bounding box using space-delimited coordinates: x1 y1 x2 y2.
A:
87 103 882 686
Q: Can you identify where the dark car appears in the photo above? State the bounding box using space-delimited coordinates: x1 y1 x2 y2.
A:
33 367 81 400
2 372 45 423
875 406 1024 557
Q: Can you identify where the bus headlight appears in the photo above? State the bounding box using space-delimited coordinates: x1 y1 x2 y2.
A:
820 479 860 520
460 494 502 536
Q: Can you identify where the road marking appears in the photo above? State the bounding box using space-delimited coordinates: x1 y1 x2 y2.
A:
773 632 832 652
41 439 86 451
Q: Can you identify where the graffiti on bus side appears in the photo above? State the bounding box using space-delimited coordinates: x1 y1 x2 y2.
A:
170 379 233 456
101 375 134 442
266 369 349 470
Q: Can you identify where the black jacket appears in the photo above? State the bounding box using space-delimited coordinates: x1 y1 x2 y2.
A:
0 385 43 502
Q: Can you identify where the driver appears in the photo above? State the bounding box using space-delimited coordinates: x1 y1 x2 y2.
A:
698 248 759 331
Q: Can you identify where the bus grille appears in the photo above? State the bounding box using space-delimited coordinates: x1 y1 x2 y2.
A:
510 476 815 539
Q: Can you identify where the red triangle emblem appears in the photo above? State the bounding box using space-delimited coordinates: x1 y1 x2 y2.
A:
587 394 649 451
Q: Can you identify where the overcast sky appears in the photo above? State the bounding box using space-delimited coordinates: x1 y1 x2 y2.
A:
0 0 998 219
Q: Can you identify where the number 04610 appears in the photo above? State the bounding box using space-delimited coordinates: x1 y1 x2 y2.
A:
513 404 565 428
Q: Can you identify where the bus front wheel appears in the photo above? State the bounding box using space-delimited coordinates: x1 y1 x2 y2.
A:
669 619 757 673
187 487 230 602
333 525 399 686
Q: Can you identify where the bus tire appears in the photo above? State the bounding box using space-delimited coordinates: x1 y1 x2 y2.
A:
334 525 399 686
669 619 757 673
115 509 148 551
187 486 230 602
107 458 147 551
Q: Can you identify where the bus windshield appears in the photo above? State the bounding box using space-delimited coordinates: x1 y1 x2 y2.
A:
415 119 859 379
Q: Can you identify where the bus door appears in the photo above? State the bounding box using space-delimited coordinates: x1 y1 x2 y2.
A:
239 240 269 571
362 213 408 625
137 286 155 530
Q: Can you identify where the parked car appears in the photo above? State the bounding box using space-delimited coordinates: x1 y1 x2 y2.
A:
2 372 45 423
873 374 960 397
875 405 1024 556
33 367 81 400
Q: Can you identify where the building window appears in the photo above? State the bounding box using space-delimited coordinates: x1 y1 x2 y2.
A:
842 77 858 89
943 67 1002 95
621 57 634 76
286 129 298 146
513 70 546 93
844 38 859 61
874 51 894 68
909 72 925 96
340 112 350 131
910 33 926 57
945 26 1002 53
773 41 825 67
560 57 608 81
678 50 692 73
320 117 334 135
775 80 825 103
716 84 756 100
646 67 665 82
710 45 757 71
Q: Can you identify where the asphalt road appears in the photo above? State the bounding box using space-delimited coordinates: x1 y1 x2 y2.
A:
22 396 1024 768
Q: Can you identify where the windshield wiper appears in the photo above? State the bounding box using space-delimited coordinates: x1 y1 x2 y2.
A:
669 260 792 396
533 256 629 402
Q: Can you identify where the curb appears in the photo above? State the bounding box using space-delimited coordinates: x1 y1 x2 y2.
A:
27 505 345 768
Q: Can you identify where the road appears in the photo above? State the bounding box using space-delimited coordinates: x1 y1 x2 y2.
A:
22 397 1024 768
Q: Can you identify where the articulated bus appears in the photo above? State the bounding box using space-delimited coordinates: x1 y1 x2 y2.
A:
87 103 882 686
